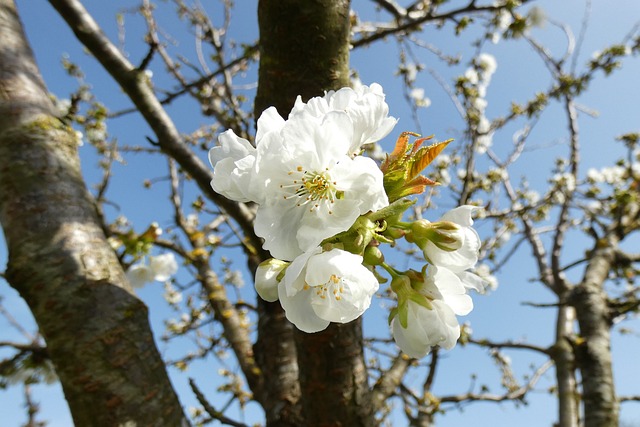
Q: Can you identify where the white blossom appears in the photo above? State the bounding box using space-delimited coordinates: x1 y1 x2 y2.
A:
492 9 513 44
125 263 154 289
392 299 459 358
278 248 379 333
254 110 388 260
474 263 498 291
523 190 540 205
55 98 72 116
410 88 431 108
477 53 497 78
391 266 472 358
149 253 179 281
552 172 576 192
422 206 481 272
126 253 178 288
601 165 625 184
164 282 183 304
464 68 479 85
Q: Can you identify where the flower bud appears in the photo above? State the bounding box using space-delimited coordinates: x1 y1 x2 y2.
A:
363 245 385 266
255 258 288 302
411 220 464 252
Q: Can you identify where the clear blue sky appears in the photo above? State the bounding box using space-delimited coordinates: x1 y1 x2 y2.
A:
2 0 639 425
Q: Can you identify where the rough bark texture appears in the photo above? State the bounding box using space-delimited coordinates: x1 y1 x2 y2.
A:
573 243 619 427
255 0 375 425
254 0 352 116
0 1 188 426
294 320 374 426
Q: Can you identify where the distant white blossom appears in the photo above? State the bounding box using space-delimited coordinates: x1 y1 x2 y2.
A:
126 253 178 288
410 88 431 108
477 53 497 78
164 282 183 304
552 172 576 192
474 263 498 291
492 9 513 44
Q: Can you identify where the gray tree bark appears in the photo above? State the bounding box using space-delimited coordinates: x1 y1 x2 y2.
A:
0 1 188 425
572 242 619 427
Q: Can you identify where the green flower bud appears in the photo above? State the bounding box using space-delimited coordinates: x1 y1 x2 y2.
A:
410 219 464 252
363 245 385 266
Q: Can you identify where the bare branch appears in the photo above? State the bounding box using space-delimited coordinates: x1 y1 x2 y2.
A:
48 0 267 270
468 338 550 356
439 360 553 404
189 378 249 427
371 354 412 409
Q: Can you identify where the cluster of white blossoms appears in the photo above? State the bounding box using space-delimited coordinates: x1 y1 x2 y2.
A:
209 83 486 358
462 53 497 154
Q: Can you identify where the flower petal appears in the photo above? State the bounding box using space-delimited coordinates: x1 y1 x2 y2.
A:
255 106 286 142
305 250 379 324
278 281 330 333
391 300 460 358
254 201 307 261
149 253 178 282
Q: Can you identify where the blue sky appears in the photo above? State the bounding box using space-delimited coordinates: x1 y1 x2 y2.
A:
2 0 640 425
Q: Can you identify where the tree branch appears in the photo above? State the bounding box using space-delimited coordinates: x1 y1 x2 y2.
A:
47 0 266 271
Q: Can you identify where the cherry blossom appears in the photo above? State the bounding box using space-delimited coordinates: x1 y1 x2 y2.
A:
278 248 379 333
126 253 178 289
254 110 388 260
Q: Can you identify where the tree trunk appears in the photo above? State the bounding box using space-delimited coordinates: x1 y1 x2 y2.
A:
552 303 580 427
572 243 619 427
255 0 375 425
0 1 188 425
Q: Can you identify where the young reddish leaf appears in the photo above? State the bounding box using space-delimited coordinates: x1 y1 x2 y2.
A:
409 139 452 180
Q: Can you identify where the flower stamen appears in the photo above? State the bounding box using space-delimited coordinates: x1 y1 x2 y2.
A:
280 167 338 212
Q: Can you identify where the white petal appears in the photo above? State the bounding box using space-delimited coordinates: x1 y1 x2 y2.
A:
149 253 178 282
424 227 480 271
333 156 389 212
278 281 330 333
296 198 361 252
456 270 488 294
208 130 254 165
391 300 460 358
428 267 473 316
255 107 286 142
283 247 322 296
126 263 154 288
254 201 306 261
305 250 378 324
440 205 479 227
209 130 260 203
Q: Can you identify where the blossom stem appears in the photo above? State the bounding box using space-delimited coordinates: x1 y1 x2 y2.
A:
366 198 415 222
380 262 402 279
